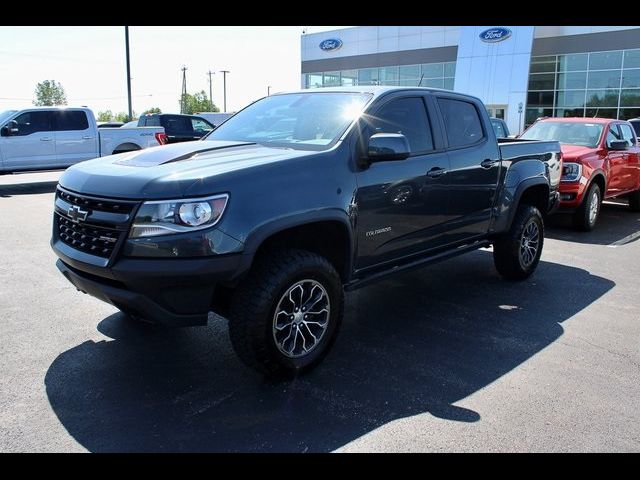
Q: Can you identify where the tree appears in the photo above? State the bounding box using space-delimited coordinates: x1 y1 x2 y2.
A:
142 107 162 115
97 110 114 122
114 111 136 123
33 80 67 106
180 90 218 114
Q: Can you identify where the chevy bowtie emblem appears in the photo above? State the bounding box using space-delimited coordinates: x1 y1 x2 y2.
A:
68 205 89 223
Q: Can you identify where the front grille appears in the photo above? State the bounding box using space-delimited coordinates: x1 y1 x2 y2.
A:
57 215 122 258
57 189 134 214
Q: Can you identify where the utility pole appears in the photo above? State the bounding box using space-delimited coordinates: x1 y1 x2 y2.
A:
125 26 133 121
207 70 215 111
220 70 230 112
267 86 272 96
180 66 188 114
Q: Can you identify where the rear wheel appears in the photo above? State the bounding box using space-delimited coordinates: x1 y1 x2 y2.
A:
572 183 601 231
493 204 544 281
228 249 344 378
628 190 640 212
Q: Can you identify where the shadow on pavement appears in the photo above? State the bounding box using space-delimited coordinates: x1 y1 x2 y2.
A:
547 200 640 247
45 250 614 452
0 181 58 197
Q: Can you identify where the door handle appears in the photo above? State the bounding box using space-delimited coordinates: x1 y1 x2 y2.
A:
427 167 447 178
82 136 94 140
40 137 53 141
481 159 498 169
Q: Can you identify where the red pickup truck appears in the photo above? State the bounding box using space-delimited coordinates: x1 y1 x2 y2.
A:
521 117 640 230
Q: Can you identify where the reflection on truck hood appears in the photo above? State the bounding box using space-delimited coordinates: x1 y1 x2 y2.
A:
559 144 597 160
59 140 315 199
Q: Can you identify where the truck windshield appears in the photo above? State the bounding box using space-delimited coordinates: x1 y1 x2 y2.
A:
521 121 604 148
205 92 372 151
0 110 17 125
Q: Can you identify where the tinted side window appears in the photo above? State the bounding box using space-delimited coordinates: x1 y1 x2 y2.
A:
491 120 505 138
619 124 636 147
55 111 89 131
12 111 52 136
141 116 160 127
438 98 484 148
369 97 433 153
163 116 193 134
192 117 214 132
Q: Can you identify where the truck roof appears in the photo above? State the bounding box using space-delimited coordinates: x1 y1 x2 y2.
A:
276 85 459 96
537 117 625 125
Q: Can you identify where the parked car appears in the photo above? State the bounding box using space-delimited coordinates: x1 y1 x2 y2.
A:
51 87 561 377
628 118 640 140
137 113 215 143
490 117 510 138
97 121 124 128
0 107 167 173
520 117 640 230
195 111 235 127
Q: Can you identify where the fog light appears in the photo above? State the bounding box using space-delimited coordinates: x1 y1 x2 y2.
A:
560 193 576 201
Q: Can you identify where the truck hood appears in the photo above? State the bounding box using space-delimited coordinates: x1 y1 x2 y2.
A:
59 140 315 199
559 144 596 160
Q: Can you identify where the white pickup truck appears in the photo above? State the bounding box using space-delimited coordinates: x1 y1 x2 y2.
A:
0 107 166 173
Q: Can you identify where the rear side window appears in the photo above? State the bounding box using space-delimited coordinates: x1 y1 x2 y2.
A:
163 115 193 134
491 119 506 138
192 117 214 132
438 98 484 148
12 111 52 136
141 116 160 127
368 97 433 153
54 111 89 131
619 123 637 147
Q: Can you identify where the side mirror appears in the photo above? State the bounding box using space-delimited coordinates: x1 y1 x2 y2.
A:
367 133 410 162
1 120 19 136
608 140 628 151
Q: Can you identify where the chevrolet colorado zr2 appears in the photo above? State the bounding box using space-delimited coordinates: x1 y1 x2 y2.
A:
51 87 561 377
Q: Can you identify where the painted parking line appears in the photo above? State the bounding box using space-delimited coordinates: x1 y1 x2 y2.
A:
607 230 640 248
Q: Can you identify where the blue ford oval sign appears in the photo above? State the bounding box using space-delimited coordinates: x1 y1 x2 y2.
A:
479 27 512 43
319 38 343 51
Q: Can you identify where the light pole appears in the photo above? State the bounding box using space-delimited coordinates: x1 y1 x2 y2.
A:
207 70 215 111
220 70 230 112
124 26 133 121
267 86 272 96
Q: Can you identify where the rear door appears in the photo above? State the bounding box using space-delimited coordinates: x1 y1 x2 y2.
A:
0 110 56 170
619 123 640 192
52 110 98 166
436 95 501 242
355 94 450 269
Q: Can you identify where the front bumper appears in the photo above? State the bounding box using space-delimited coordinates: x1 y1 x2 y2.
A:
55 251 244 327
557 179 587 211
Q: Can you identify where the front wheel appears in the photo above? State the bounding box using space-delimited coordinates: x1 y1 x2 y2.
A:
228 249 344 378
572 183 601 231
493 204 544 281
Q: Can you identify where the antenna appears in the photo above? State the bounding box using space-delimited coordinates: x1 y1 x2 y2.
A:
417 74 425 87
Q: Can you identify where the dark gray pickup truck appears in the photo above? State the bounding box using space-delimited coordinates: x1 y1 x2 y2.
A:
51 87 561 377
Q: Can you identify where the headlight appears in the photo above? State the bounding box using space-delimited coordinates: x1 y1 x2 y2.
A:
561 162 582 182
129 194 229 238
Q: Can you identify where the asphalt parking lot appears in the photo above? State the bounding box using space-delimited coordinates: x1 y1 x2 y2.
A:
1 170 639 452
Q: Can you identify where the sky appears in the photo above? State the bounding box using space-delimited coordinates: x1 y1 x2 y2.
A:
0 26 349 116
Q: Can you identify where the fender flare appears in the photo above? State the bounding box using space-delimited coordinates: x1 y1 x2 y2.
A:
503 177 550 231
233 208 355 280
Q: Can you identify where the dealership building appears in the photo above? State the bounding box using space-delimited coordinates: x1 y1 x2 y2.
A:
300 26 640 134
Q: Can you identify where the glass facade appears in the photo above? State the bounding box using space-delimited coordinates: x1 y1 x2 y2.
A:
304 62 456 90
526 49 640 127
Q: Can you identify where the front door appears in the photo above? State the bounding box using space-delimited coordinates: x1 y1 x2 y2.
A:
619 123 640 192
52 110 98 166
437 96 502 242
0 111 56 171
605 124 627 196
355 95 450 270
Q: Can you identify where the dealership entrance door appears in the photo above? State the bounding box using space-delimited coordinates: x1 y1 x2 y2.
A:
486 105 507 120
